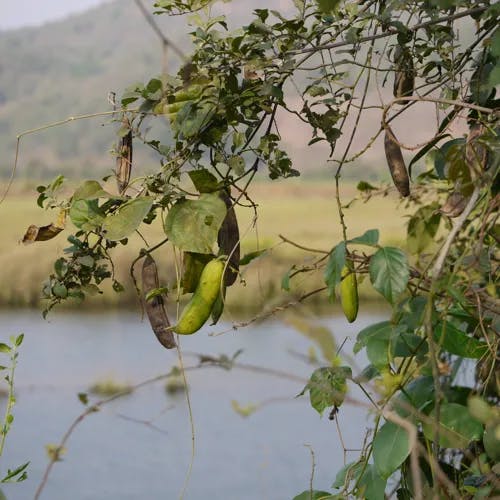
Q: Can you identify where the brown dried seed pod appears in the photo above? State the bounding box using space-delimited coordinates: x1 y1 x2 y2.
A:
218 189 240 286
384 128 410 197
116 118 133 195
439 192 469 218
393 47 415 103
465 123 488 178
142 254 176 349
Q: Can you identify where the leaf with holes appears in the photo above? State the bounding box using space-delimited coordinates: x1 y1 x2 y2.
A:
164 194 227 253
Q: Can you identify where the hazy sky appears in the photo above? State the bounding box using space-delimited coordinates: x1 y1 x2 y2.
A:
1 0 107 30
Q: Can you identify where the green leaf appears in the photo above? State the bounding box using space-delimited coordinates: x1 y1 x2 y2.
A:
52 283 68 298
395 377 435 420
101 197 153 241
483 420 500 461
281 266 295 291
357 181 377 192
188 169 219 193
407 205 441 254
239 249 268 266
227 155 246 176
332 461 365 489
373 421 410 479
1 462 29 483
408 133 451 176
324 242 346 301
164 194 227 253
356 464 387 500
369 247 409 304
0 344 11 354
354 364 379 383
354 321 392 353
293 490 333 500
423 403 483 449
434 322 488 359
348 229 379 246
78 393 89 405
431 138 465 179
366 336 390 370
69 199 105 231
299 366 352 416
72 180 117 201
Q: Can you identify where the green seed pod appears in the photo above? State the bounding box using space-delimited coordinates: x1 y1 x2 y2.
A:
174 258 225 335
142 255 176 349
384 127 410 197
340 264 359 323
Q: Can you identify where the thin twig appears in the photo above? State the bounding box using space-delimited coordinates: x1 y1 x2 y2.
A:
432 186 481 278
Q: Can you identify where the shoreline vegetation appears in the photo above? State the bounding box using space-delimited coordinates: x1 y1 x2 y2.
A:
0 179 409 314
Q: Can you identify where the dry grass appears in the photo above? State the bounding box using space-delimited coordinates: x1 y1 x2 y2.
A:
0 179 411 312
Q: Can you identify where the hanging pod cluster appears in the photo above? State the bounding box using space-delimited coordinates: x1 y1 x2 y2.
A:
141 186 241 345
173 188 240 335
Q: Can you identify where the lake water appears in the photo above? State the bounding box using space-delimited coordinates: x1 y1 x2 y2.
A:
0 309 387 500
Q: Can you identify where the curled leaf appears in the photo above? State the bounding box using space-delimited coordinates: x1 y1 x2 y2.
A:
439 192 468 218
22 209 67 244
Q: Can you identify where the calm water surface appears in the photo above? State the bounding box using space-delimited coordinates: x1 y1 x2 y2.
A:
0 309 387 500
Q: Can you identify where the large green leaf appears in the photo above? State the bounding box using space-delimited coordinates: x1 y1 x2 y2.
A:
164 193 227 253
373 421 410 479
101 197 153 241
434 322 488 359
355 321 392 353
299 366 352 416
188 169 219 193
69 199 105 231
423 403 483 449
356 464 387 500
369 247 409 304
323 242 346 301
72 180 117 201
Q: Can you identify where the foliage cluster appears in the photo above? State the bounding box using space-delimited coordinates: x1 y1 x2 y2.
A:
13 0 500 497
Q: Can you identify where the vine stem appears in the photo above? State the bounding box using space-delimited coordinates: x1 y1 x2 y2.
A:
0 108 143 206
432 186 481 278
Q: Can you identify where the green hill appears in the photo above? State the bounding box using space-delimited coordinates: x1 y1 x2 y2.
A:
0 0 188 178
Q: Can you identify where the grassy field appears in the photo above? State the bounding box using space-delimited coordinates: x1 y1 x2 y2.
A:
0 179 411 314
